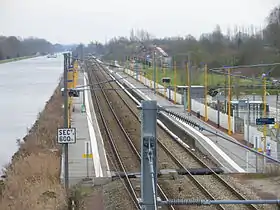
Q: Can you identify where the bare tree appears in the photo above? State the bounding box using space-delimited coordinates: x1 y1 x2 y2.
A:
79 5 280 77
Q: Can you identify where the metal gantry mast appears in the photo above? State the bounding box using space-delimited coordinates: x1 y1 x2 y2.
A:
140 100 158 209
139 100 280 209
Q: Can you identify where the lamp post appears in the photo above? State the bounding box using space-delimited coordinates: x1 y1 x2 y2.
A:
153 47 156 94
227 68 232 135
187 53 192 113
262 73 267 160
204 64 208 121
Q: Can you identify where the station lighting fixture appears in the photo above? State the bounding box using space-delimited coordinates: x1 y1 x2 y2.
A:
60 88 80 97
162 77 171 84
68 89 80 97
208 88 218 97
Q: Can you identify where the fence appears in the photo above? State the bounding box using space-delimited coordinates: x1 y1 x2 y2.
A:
123 68 280 163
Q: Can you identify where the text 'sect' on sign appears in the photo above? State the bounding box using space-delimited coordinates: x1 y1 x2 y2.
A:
57 128 77 144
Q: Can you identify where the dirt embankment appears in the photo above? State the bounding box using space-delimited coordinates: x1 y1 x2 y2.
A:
0 83 67 210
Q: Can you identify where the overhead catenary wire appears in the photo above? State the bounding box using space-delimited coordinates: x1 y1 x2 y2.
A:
79 56 280 167
83 65 141 209
89 58 280 208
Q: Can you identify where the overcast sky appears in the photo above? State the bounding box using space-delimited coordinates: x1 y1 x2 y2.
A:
0 0 279 44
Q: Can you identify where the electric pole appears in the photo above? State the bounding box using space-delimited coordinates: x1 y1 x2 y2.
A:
153 47 156 94
63 53 69 193
187 52 192 113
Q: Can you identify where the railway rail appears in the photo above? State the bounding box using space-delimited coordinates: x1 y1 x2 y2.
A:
86 59 267 210
88 62 175 210
88 64 140 209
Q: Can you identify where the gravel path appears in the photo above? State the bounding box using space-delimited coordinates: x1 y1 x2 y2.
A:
221 175 278 210
103 180 137 210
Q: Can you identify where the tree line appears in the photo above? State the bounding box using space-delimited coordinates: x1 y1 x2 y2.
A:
0 36 64 60
74 5 280 77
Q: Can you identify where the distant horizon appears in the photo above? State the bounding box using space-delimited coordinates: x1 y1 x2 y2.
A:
0 23 271 46
1 0 278 44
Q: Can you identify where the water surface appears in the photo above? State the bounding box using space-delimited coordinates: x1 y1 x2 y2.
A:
0 55 63 173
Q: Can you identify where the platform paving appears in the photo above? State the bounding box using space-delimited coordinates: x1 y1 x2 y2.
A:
60 71 109 187
114 69 261 173
68 75 95 186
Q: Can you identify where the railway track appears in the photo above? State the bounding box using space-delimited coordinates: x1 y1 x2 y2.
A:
87 64 140 209
86 59 265 210
88 62 179 210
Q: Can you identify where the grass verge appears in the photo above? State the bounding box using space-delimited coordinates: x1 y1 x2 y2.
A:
0 82 67 210
133 65 253 86
129 65 279 95
0 56 36 64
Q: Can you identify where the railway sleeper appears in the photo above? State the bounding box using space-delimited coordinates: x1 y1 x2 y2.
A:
111 167 224 180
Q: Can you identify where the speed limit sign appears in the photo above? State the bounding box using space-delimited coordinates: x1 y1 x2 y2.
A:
57 128 76 144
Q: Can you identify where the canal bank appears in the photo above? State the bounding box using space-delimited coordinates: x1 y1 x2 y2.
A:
0 82 67 210
0 55 37 64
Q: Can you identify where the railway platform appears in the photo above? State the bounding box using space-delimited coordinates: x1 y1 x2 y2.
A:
60 71 110 187
111 68 261 173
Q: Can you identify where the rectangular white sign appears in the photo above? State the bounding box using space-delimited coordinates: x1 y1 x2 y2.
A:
57 128 76 144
